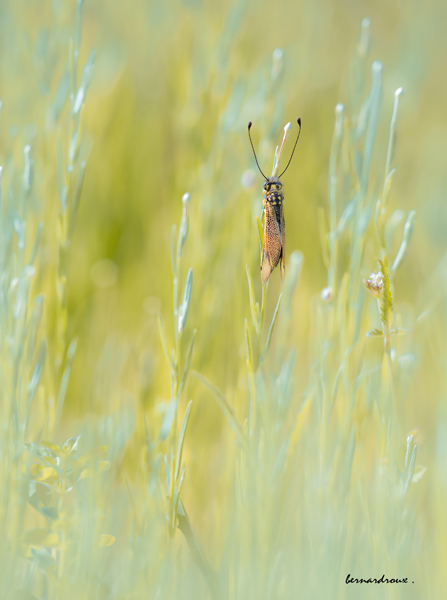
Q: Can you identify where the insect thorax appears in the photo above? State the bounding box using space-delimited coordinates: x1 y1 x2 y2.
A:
263 177 283 205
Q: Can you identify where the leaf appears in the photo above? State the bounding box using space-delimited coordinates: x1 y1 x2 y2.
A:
260 293 282 362
171 224 177 276
317 207 330 268
391 210 416 274
412 465 427 483
382 166 398 212
244 319 254 366
79 468 94 479
260 282 267 331
29 482 52 507
277 350 296 409
157 313 175 371
39 442 63 456
26 295 44 366
62 435 81 456
159 328 195 442
23 528 59 548
403 444 417 495
42 456 58 469
74 0 85 53
383 208 405 250
36 468 58 485
69 160 86 238
366 328 383 337
256 215 263 250
57 134 67 212
178 268 193 334
245 264 259 334
272 438 290 478
30 547 57 576
336 196 357 236
178 330 196 397
55 338 77 428
289 398 312 448
177 207 188 259
389 328 412 336
159 397 179 442
28 223 43 267
68 106 83 165
283 252 303 308
98 534 115 547
377 258 393 331
48 70 70 125
24 443 59 470
164 454 171 490
23 144 33 195
22 528 50 545
14 266 35 319
173 464 186 519
73 49 95 113
361 61 381 188
175 400 193 481
246 359 256 436
39 507 59 521
77 445 107 465
30 464 44 477
192 370 249 455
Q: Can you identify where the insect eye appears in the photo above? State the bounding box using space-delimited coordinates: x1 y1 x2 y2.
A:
276 184 280 189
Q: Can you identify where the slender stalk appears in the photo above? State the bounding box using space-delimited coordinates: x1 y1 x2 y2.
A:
177 503 221 600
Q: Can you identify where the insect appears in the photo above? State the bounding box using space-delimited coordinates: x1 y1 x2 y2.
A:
248 118 301 284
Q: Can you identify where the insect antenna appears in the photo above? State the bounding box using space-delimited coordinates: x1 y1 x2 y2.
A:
278 117 302 178
247 122 268 180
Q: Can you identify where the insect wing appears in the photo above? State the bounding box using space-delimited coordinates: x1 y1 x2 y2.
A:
280 203 285 280
261 202 282 285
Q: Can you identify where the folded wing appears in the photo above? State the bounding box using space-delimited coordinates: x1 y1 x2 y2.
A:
261 202 283 285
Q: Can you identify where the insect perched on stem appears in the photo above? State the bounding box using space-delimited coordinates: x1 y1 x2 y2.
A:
248 118 302 284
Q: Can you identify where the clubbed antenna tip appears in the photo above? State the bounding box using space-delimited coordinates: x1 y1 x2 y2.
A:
247 121 268 179
276 117 302 178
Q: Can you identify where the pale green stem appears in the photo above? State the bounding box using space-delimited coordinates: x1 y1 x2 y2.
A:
328 104 344 293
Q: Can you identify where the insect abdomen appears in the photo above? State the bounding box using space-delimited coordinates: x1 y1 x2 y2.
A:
266 192 283 219
267 192 284 229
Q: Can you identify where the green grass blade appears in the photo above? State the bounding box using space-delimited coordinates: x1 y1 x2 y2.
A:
178 330 196 397
391 210 416 274
377 258 393 331
175 400 192 481
244 319 254 366
246 264 259 334
260 293 282 363
55 338 77 428
171 224 177 277
178 268 193 334
159 397 179 442
256 214 263 250
157 312 175 371
192 370 249 455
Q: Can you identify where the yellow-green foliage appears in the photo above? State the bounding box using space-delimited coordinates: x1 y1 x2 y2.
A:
378 257 393 332
1 1 446 599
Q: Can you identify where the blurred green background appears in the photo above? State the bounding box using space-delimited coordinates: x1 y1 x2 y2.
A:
1 0 447 598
